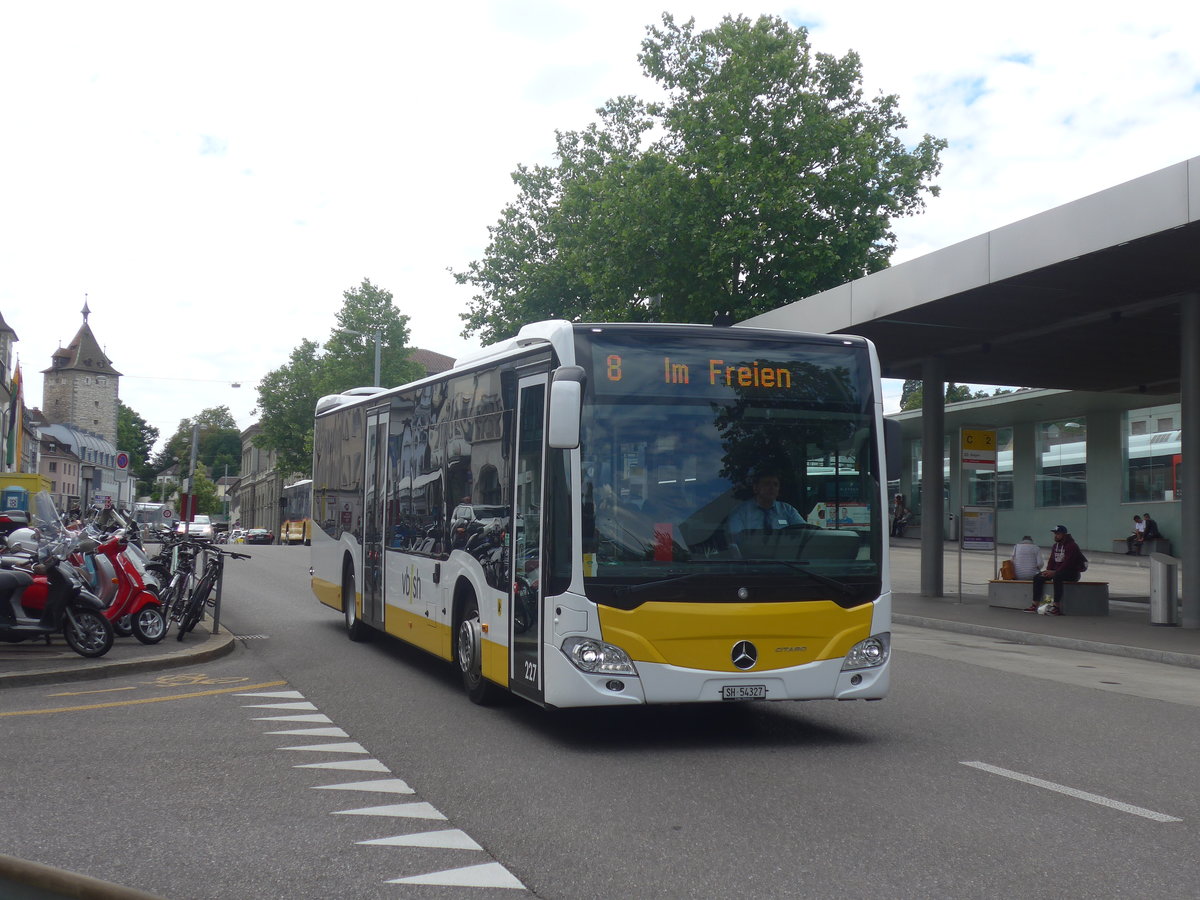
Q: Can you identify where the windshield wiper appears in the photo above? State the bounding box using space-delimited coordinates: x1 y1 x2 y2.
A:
742 560 864 600
610 572 708 597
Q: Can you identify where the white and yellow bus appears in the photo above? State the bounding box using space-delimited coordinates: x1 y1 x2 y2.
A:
310 320 894 708
281 479 313 545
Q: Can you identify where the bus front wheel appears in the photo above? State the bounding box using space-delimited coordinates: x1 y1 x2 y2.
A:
456 594 499 705
343 563 370 642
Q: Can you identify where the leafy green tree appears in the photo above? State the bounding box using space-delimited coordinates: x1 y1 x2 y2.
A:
900 382 997 411
190 469 221 516
253 279 426 478
253 339 324 480
152 406 240 478
455 14 946 344
117 401 159 497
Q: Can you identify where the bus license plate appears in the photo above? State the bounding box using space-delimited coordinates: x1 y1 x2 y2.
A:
721 684 766 701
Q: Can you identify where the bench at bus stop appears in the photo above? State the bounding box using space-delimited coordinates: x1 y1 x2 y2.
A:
1110 537 1171 556
987 579 1110 615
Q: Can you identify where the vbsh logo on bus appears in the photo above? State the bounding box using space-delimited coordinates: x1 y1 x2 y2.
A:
401 565 422 602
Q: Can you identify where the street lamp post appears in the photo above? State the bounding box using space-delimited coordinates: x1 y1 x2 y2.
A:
335 327 382 387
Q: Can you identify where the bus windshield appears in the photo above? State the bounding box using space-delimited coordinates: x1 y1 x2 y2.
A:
577 328 881 606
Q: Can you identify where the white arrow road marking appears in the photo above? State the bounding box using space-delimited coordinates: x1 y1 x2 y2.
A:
387 862 525 889
312 778 414 794
295 759 390 772
234 690 306 699
359 829 482 850
278 742 368 753
242 701 318 710
961 762 1183 822
264 727 349 738
334 803 447 820
251 713 333 723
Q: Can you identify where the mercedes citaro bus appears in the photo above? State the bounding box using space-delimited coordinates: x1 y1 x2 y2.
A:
310 320 895 708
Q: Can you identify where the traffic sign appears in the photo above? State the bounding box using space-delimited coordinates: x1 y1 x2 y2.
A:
115 451 130 470
163 507 176 519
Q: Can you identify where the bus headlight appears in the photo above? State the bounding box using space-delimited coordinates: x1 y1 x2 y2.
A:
841 633 890 670
561 637 637 676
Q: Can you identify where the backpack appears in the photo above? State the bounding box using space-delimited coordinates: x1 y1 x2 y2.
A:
1079 552 1088 573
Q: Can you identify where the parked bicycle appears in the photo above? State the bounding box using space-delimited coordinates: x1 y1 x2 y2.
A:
175 543 249 640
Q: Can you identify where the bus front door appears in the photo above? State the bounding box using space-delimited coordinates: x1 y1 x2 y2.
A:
363 406 388 629
510 375 546 704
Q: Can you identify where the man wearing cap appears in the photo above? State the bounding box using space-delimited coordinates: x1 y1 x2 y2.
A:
1027 525 1086 614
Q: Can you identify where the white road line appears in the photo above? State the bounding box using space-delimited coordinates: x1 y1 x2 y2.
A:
360 830 482 850
334 802 448 820
264 727 349 738
242 700 318 710
251 713 333 723
961 761 1182 822
294 759 390 772
312 778 414 794
234 690 306 699
278 741 368 753
387 862 525 889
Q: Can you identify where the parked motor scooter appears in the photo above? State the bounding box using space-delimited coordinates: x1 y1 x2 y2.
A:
79 531 167 644
0 492 114 658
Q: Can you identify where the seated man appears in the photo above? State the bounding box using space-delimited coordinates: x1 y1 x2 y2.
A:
726 470 805 541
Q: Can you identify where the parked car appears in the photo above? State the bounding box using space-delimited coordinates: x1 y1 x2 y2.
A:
244 528 273 545
227 528 245 544
174 514 214 541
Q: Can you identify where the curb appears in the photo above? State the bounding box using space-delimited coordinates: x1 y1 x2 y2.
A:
0 851 166 900
894 613 1200 670
0 628 237 689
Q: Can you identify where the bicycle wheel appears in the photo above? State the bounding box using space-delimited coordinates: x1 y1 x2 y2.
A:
178 566 218 637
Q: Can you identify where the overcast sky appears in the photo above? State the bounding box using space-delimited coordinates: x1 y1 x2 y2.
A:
2 1 1197 452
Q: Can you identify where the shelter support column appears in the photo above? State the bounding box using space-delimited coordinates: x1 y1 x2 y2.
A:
1181 294 1200 629
921 357 945 597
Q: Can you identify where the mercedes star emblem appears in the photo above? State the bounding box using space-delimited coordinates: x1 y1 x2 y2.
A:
731 640 758 670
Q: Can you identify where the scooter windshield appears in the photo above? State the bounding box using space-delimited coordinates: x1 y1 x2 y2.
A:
31 491 74 561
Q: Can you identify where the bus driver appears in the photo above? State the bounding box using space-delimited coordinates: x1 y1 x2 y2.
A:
726 470 805 540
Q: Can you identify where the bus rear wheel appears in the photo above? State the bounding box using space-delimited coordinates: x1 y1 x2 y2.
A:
343 563 370 642
456 594 499 705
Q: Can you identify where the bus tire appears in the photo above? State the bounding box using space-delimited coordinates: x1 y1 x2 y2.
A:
456 592 499 705
343 562 370 642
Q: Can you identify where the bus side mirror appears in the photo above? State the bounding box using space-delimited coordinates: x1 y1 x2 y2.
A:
548 366 585 449
884 419 902 483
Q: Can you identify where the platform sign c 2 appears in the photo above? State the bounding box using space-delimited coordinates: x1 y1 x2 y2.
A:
960 428 997 469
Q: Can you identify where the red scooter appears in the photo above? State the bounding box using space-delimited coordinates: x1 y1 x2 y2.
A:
75 530 168 644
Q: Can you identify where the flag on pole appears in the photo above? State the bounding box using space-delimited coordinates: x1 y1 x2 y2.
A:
6 365 21 470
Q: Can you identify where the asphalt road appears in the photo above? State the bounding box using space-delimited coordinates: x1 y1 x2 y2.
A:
1 546 1197 899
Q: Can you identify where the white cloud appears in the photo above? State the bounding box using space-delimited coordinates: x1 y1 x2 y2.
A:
1 0 1197 447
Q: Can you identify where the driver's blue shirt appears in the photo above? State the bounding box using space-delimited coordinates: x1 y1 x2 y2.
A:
727 499 804 537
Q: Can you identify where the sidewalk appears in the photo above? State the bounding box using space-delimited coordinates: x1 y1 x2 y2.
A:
1 543 1197 689
890 538 1200 669
0 619 236 688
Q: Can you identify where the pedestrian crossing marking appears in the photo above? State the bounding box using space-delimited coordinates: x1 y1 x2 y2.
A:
234 690 305 699
242 700 318 710
334 802 447 820
312 778 413 794
387 862 525 889
251 713 332 723
359 829 482 850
